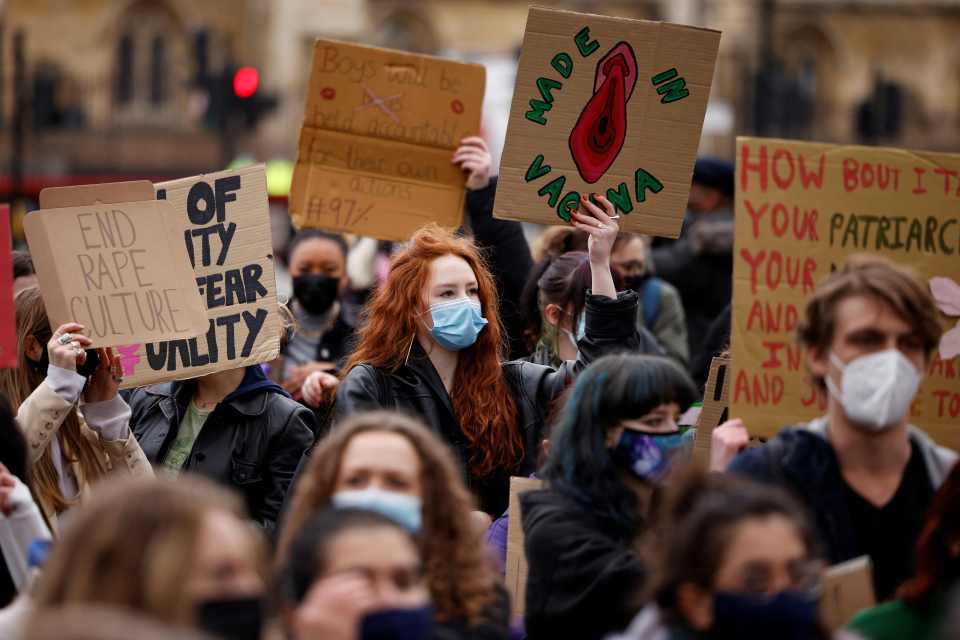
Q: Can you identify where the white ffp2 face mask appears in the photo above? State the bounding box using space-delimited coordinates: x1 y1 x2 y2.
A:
826 349 921 431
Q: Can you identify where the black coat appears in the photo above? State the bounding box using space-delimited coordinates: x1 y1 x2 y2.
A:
334 291 640 514
129 366 316 533
521 489 646 640
465 178 534 361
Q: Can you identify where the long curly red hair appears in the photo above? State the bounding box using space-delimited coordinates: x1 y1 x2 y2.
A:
343 224 523 477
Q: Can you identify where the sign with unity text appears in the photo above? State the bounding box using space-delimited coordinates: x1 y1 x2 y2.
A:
732 137 960 448
290 39 486 240
24 189 207 349
494 6 720 236
112 165 281 387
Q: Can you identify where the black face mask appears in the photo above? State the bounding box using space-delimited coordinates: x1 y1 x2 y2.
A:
293 273 339 316
26 342 100 378
623 273 649 292
196 596 263 640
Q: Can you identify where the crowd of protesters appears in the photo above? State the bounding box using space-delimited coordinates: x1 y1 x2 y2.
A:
0 131 957 640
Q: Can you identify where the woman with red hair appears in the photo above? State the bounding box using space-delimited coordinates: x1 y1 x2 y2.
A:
332 195 639 514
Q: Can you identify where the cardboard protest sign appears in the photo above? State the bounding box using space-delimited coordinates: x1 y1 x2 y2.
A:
290 39 486 241
24 189 207 348
109 165 281 387
494 7 720 236
731 137 960 447
0 205 17 368
821 556 875 630
505 476 544 617
693 356 730 469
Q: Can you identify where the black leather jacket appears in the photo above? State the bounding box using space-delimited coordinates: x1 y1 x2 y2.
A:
129 366 316 533
335 291 640 514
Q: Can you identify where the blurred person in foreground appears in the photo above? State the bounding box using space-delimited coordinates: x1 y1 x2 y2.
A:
727 255 956 600
279 508 433 640
522 354 697 640
611 470 853 640
650 157 734 362
279 411 509 640
29 476 265 640
24 605 214 640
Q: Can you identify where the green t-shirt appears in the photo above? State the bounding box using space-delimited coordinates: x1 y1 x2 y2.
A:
162 400 211 475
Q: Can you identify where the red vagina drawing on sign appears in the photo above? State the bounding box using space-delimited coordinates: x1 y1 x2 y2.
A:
568 41 638 184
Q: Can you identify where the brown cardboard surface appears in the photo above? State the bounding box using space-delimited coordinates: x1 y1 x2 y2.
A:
821 556 875 630
494 6 720 236
731 137 960 448
693 356 731 468
109 165 281 387
290 39 486 240
505 476 544 617
39 180 154 209
24 199 207 348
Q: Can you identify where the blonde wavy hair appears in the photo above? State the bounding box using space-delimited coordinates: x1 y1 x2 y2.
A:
278 411 500 625
0 287 108 514
32 476 260 626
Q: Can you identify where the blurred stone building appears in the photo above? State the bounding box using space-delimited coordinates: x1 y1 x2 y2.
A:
1 0 959 195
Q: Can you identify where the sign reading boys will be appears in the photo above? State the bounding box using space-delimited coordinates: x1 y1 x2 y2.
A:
494 7 720 237
290 39 485 241
114 165 281 387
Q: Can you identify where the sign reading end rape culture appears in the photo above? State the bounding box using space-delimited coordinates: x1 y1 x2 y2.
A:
494 6 721 237
731 137 960 449
290 39 486 241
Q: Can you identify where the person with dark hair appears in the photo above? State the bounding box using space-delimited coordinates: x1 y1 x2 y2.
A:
611 470 835 640
280 508 432 640
274 229 356 402
729 255 956 601
610 233 688 366
522 354 698 640
519 251 661 367
11 252 36 295
848 462 960 640
650 157 735 362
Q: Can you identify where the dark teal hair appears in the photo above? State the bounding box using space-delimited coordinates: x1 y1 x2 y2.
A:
542 354 698 538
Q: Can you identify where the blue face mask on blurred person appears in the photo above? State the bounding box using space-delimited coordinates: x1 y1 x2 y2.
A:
361 607 434 640
710 590 820 639
610 428 693 484
427 298 487 351
332 488 423 533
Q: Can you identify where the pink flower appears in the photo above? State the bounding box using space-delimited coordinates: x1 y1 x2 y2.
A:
930 277 960 360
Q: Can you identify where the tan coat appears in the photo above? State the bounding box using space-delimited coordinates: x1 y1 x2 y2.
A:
17 381 152 533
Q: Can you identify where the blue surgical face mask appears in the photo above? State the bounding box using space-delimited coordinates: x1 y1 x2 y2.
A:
360 606 434 640
711 590 820 639
332 488 423 533
427 298 487 351
560 312 586 351
610 428 693 484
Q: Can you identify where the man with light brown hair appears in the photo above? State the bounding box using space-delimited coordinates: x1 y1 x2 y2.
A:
729 254 956 601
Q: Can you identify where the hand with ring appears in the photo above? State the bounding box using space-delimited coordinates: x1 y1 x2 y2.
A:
48 323 92 372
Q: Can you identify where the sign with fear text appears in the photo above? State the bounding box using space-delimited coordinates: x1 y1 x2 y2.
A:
494 6 720 237
290 39 486 241
731 137 960 449
113 165 281 387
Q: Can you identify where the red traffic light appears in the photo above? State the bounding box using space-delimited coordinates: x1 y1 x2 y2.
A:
233 66 259 99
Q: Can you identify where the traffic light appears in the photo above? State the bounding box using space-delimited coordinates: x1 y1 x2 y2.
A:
230 66 277 128
202 65 276 131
